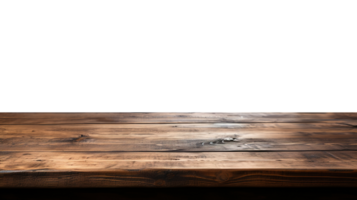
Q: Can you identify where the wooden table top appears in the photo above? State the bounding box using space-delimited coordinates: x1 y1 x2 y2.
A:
1 113 357 187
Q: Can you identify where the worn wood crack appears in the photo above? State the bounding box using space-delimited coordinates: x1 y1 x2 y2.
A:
200 137 239 146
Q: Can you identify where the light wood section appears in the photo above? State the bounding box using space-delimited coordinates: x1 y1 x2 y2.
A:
1 113 357 124
1 113 357 187
1 151 357 187
1 123 357 151
2 151 357 171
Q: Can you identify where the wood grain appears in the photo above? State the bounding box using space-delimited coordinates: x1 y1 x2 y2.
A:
2 170 357 188
1 113 357 124
2 151 357 171
1 151 357 187
1 113 357 188
1 123 357 151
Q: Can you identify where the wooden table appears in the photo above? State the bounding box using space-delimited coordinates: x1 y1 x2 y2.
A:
1 113 357 187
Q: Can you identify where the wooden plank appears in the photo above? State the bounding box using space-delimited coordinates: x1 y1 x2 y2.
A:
1 113 357 188
1 151 357 187
2 151 357 170
1 170 357 188
1 113 357 124
1 123 357 151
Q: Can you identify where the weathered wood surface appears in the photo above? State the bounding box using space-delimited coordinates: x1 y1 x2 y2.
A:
2 151 357 187
1 123 357 151
1 113 357 124
1 113 357 187
2 151 357 171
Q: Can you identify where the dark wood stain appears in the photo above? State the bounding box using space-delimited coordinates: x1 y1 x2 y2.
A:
1 169 357 188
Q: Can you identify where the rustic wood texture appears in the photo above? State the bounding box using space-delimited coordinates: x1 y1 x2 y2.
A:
1 113 357 124
1 113 357 187
2 151 357 171
1 123 357 151
2 170 357 188
1 151 357 187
